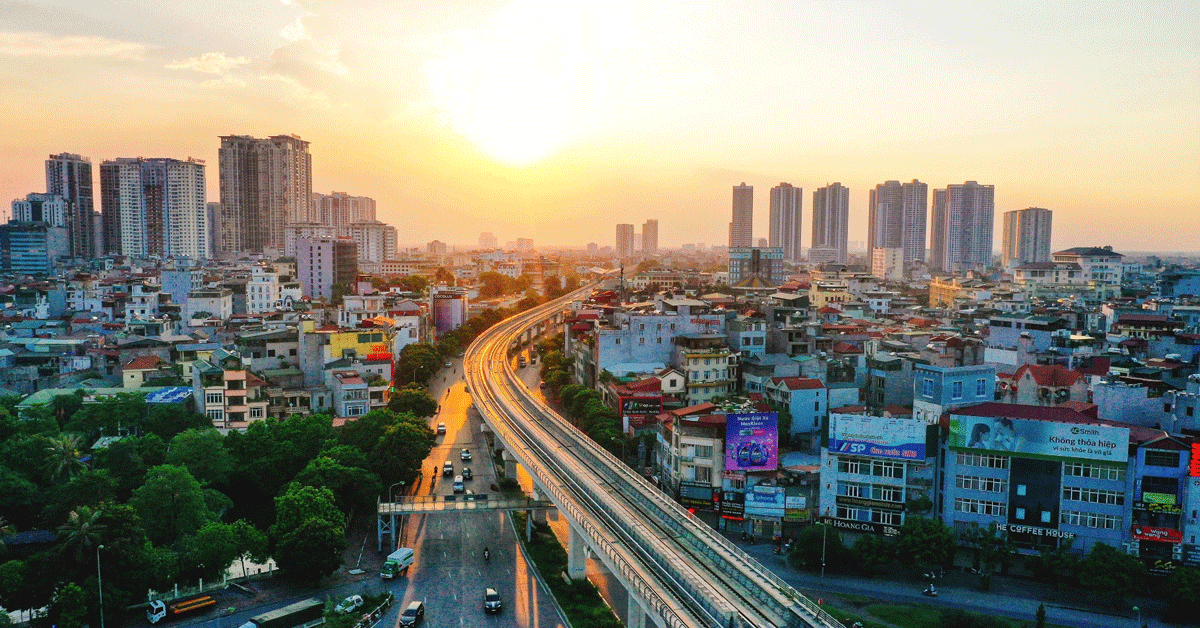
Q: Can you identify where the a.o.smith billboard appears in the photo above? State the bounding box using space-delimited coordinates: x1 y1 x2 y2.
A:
948 413 1128 462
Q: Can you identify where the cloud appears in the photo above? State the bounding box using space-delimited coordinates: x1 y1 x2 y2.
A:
165 52 251 74
0 31 152 60
201 75 249 89
280 15 310 41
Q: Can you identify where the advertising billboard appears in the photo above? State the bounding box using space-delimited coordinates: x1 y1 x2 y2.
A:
725 413 779 471
828 413 927 460
719 491 744 519
1132 525 1183 544
744 485 786 519
948 413 1129 462
621 396 662 416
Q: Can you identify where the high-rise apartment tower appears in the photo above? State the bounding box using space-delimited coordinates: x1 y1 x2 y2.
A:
45 153 96 259
769 183 802 262
1001 207 1053 268
868 179 927 268
930 181 995 273
616 223 635 259
729 183 753 248
99 157 208 258
642 219 658 254
811 183 850 263
218 134 312 255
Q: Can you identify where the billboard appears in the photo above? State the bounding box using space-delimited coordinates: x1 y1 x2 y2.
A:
744 485 786 519
828 413 927 460
725 413 779 471
948 413 1129 462
621 396 662 416
1133 525 1183 544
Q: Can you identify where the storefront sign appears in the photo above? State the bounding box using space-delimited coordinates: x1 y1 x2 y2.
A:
836 495 905 511
785 496 807 509
744 485 786 519
719 491 744 520
1134 500 1183 515
996 523 1075 539
1180 544 1200 567
1191 443 1200 477
679 482 714 509
816 516 899 537
1142 492 1178 505
1132 525 1183 544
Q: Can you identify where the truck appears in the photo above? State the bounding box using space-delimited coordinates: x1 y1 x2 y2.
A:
237 599 325 628
147 596 216 624
380 547 415 579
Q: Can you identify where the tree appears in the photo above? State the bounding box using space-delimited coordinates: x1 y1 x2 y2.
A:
129 465 214 546
1026 538 1080 589
270 485 345 583
144 404 211 440
41 470 116 528
788 523 850 573
91 437 149 500
1078 542 1146 605
894 516 955 570
44 433 86 484
370 422 435 486
386 386 438 418
851 533 894 577
0 467 42 529
1036 603 1047 628
1164 566 1200 622
57 506 107 564
338 409 399 453
52 582 89 628
186 519 267 581
394 343 440 385
167 429 234 485
959 522 1018 590
434 267 455 286
292 455 382 513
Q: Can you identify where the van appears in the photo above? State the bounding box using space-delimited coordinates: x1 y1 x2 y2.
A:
453 475 464 493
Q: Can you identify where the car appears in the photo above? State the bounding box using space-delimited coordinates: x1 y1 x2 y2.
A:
461 448 472 461
444 361 452 368
334 595 363 615
436 422 446 435
453 475 464 493
443 461 454 476
483 588 502 613
539 381 547 389
462 467 472 480
398 600 424 626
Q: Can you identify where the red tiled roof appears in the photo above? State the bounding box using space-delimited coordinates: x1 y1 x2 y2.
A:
1117 313 1175 324
831 405 867 414
818 306 842 314
833 342 863 354
1057 401 1099 418
123 355 167 371
882 404 912 417
619 377 662 394
770 377 825 390
1077 357 1111 376
1014 364 1084 388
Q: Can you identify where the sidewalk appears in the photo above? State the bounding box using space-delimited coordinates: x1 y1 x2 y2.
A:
725 533 1168 628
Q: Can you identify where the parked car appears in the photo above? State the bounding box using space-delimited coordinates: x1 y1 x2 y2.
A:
484 588 502 613
461 448 472 461
398 601 424 626
334 595 363 615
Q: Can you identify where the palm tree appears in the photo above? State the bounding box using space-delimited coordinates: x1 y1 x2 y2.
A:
58 506 107 563
45 433 86 483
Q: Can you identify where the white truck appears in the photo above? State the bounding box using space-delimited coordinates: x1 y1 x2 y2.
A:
380 547 414 579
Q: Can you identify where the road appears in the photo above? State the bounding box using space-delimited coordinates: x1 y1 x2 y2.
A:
392 356 567 628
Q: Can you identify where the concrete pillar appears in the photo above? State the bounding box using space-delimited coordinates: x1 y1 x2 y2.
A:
530 486 548 524
625 598 647 628
567 524 587 580
505 455 518 479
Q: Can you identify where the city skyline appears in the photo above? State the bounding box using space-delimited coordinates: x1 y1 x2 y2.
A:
0 1 1196 251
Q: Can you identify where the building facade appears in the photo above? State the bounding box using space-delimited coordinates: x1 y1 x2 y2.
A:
312 191 376 228
730 183 753 248
99 157 209 258
616 223 635 259
642 219 658 254
45 152 96 259
218 134 313 255
931 181 995 273
868 179 927 267
812 183 850 263
1001 207 1053 268
769 183 802 263
296 237 358 301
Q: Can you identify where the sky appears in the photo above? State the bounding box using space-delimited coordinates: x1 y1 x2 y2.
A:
0 0 1197 252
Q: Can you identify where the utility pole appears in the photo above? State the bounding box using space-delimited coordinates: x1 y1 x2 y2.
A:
96 544 105 628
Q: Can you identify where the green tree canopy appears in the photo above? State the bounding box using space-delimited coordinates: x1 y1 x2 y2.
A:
129 465 214 546
1164 566 1200 622
386 386 438 418
369 422 435 486
41 470 116 529
1078 542 1146 604
292 455 382 513
186 520 267 581
167 429 234 485
394 343 440 385
43 433 86 485
270 485 345 583
893 516 955 569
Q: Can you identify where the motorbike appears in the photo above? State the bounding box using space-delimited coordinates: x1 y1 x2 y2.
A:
483 548 490 561
921 586 938 597
772 545 782 555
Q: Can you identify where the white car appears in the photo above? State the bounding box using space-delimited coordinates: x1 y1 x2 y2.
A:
334 595 363 615
461 448 472 461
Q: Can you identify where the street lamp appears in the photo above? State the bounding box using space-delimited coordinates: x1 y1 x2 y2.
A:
1132 606 1140 627
388 481 406 503
96 544 105 628
820 523 827 578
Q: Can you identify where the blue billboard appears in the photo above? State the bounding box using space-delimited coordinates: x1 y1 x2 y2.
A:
725 413 779 471
828 413 927 460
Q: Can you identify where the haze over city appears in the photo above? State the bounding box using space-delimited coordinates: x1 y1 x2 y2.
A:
1 0 1197 250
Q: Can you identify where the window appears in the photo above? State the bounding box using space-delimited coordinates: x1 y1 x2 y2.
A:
956 452 1009 469
1041 510 1052 524
870 510 901 525
615 338 620 345
814 401 821 411
657 337 662 344
694 466 712 483
836 505 863 520
870 460 904 479
1063 462 1125 481
250 406 264 419
1017 484 1027 496
1015 507 1026 520
922 379 933 397
1062 486 1124 505
838 459 863 474
955 475 1007 493
840 483 866 498
1145 450 1181 468
1061 510 1119 530
1189 406 1195 418
639 338 645 345
977 378 988 397
1142 475 1179 496
693 445 713 459
954 497 1006 517
206 409 223 422
205 392 224 405
952 381 963 399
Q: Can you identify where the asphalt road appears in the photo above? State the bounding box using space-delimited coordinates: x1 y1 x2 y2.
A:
393 357 567 628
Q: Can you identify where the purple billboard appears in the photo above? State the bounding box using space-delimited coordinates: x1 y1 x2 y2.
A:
725 413 779 471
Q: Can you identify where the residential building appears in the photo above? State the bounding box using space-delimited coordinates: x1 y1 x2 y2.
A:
616 223 635 259
765 377 827 445
348 220 398 263
673 333 738 405
0 221 69 275
769 183 802 263
430 285 468 334
99 157 209 258
185 288 234 322
328 369 370 417
1002 207 1053 268
296 237 358 301
642 219 659 254
478 232 497 249
730 183 753 248
868 179 927 267
1052 246 1124 288
997 364 1087 406
812 183 849 263
931 181 995 273
11 193 68 226
872 247 904 282
45 152 96 259
193 348 270 431
726 315 767 358
312 191 375 228
912 364 996 425
655 403 725 512
219 134 313 255
728 247 785 285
